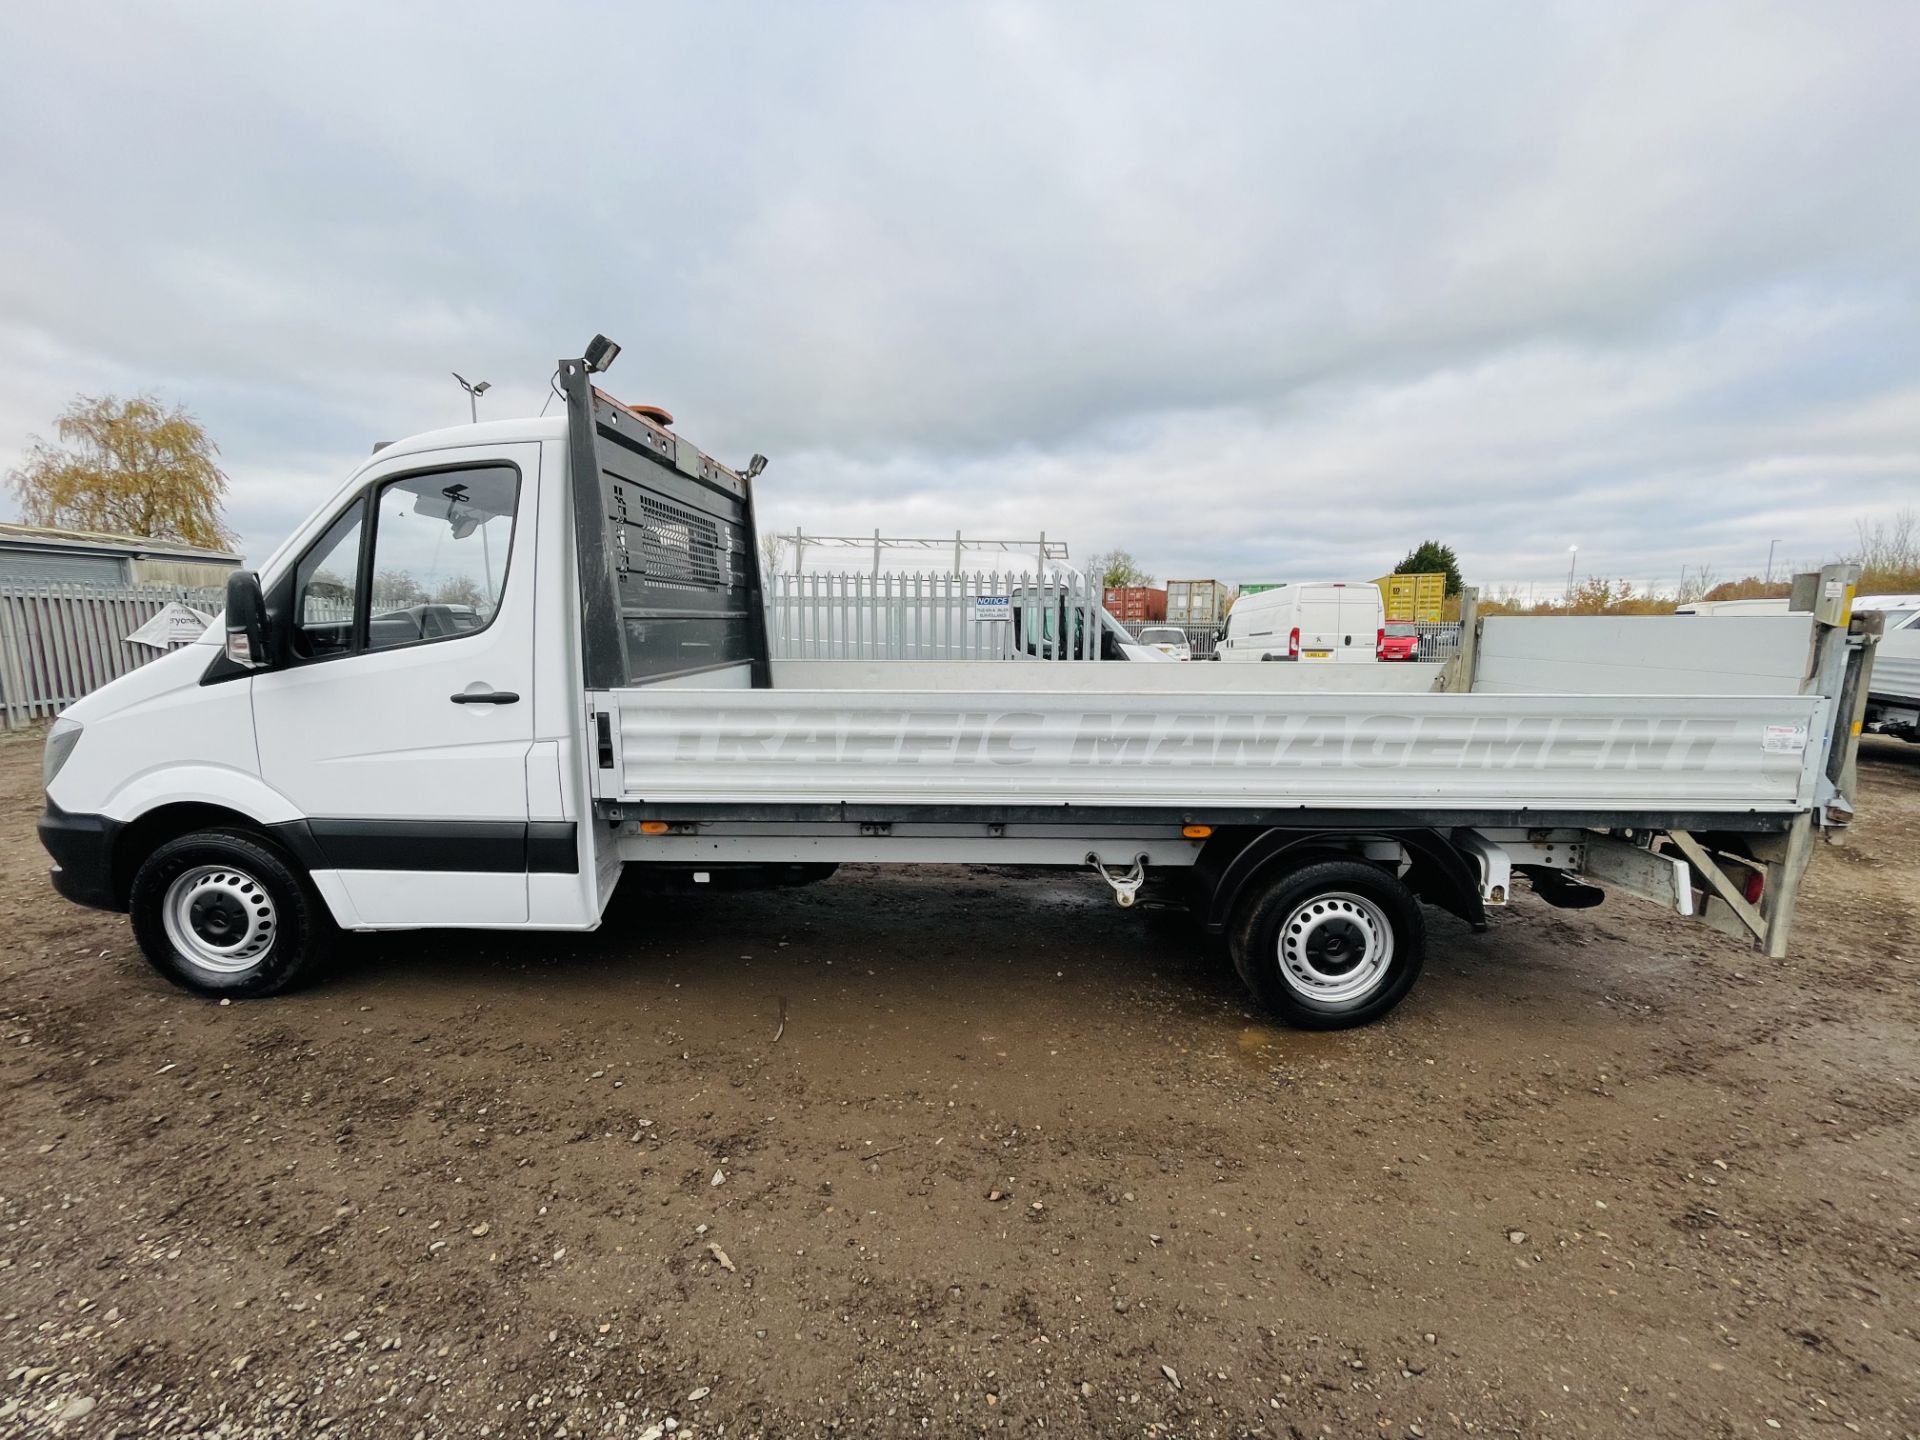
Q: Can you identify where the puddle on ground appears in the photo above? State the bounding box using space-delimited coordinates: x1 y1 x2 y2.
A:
1030 890 1110 912
1234 1023 1344 1069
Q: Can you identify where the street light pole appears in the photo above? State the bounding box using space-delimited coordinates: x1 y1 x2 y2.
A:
1766 539 1779 584
452 372 492 424
1566 544 1579 600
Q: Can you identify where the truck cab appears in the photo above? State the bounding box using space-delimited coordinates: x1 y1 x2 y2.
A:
40 415 593 951
1008 578 1171 661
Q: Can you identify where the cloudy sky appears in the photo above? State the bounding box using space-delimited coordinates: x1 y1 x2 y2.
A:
2 1 1916 595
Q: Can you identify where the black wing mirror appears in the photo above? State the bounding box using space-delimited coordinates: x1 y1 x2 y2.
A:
223 569 275 669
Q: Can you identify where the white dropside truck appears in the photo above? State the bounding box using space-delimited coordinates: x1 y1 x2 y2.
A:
38 340 1879 1028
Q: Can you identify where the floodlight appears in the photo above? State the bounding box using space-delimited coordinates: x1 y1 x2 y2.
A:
583 334 622 374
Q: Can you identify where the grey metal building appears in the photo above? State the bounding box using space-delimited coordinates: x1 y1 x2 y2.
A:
0 522 241 589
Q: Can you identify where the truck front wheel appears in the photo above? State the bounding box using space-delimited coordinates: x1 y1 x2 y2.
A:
1228 858 1426 1029
129 830 333 998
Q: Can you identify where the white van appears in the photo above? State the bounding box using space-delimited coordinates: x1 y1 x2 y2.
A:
1674 598 1792 616
1217 582 1385 663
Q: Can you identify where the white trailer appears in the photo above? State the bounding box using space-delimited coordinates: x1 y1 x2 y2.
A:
1842 594 1920 744
36 337 1878 1028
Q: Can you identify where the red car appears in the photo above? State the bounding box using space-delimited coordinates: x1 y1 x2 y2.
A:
1377 623 1421 661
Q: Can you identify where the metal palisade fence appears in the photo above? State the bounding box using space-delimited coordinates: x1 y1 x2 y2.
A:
766 574 1464 664
0 582 224 729
1118 622 1460 662
1406 622 1463 663
766 570 1106 661
1120 622 1220 659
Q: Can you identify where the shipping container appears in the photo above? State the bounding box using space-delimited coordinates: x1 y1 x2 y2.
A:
1373 571 1446 624
1166 578 1230 626
1238 582 1280 597
1102 585 1167 622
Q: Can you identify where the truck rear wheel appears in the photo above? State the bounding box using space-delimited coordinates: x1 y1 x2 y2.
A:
1228 858 1425 1029
129 829 333 998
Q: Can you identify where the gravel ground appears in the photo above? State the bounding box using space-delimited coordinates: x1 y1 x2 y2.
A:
2 725 1917 1439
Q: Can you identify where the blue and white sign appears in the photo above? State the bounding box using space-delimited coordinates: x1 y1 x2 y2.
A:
972 595 1011 623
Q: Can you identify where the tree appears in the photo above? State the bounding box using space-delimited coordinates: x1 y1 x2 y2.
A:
7 394 235 549
1393 541 1463 596
433 574 487 608
759 531 789 577
1674 565 1717 606
1700 575 1790 603
1847 506 1919 591
1084 548 1153 589
372 568 426 609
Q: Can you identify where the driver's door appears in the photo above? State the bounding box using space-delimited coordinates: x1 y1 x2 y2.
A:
251 444 539 925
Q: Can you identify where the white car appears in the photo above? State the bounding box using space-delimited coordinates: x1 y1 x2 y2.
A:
1135 624 1192 660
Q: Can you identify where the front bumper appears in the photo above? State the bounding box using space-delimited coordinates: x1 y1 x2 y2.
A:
38 800 123 911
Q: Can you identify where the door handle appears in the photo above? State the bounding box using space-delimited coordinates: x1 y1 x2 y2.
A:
450 690 520 705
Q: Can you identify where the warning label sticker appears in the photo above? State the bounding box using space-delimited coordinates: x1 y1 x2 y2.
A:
1762 724 1809 754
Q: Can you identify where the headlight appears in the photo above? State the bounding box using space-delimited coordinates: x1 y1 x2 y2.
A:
43 716 83 790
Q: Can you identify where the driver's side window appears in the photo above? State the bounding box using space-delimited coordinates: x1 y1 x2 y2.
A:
292 502 364 659
285 463 520 663
365 466 520 652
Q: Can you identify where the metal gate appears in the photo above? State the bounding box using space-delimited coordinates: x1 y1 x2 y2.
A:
0 583 222 728
766 570 1105 661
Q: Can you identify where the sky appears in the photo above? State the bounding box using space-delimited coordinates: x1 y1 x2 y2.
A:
1 1 1916 597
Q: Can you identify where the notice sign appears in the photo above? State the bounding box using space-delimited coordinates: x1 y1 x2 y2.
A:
127 603 214 650
972 595 1011 623
1762 723 1809 754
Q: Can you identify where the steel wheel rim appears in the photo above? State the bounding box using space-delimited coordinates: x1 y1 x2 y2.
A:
1276 891 1393 1004
161 865 277 974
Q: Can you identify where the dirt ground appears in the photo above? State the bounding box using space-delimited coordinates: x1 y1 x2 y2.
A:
2 728 1916 1440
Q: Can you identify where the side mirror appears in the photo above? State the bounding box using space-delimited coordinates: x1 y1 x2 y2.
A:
223 569 274 669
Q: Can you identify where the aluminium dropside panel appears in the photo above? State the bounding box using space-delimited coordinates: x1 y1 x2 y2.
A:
604 686 1826 815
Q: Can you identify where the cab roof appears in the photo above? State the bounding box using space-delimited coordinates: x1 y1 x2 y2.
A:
370 416 568 463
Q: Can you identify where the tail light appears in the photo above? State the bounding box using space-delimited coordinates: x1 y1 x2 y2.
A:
1288 627 1300 659
1376 626 1386 659
1742 868 1765 905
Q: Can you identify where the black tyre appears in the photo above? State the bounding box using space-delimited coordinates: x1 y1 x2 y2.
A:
1228 858 1426 1029
129 829 333 998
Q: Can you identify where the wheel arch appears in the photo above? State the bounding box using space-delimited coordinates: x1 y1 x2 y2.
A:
102 769 311 908
1196 825 1486 935
111 803 273 908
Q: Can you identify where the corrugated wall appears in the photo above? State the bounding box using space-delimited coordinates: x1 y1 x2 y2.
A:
0 583 222 728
